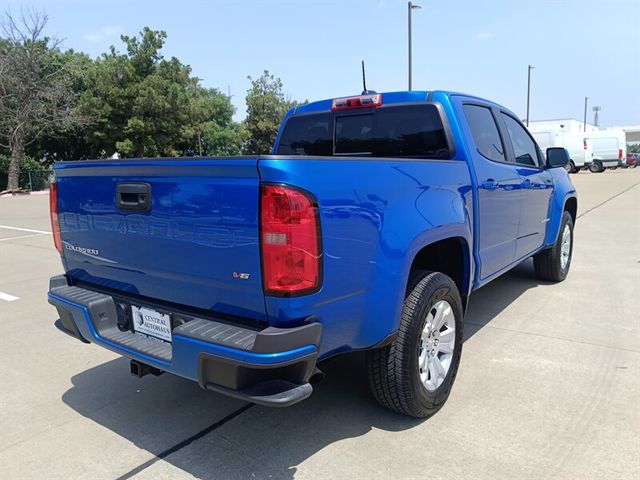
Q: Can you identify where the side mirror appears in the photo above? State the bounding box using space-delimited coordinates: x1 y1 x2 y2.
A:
546 147 570 169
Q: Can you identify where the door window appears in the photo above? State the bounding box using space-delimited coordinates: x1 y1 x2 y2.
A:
501 114 540 167
462 104 505 163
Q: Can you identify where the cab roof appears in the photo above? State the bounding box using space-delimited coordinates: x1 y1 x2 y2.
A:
288 90 505 116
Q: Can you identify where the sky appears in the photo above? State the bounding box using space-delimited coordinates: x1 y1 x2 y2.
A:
5 0 639 127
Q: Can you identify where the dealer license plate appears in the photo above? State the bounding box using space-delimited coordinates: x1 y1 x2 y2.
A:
131 305 172 343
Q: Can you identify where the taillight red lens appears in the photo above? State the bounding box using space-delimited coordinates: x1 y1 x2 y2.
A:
260 184 321 296
618 149 623 161
49 182 62 254
583 139 587 150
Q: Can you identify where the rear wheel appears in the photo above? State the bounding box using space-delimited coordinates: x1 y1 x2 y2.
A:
366 271 463 418
533 211 573 282
589 161 603 173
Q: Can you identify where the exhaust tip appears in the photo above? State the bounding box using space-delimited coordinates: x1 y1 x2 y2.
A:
309 368 324 385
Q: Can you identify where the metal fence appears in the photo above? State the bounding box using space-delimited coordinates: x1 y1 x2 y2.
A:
0 169 53 192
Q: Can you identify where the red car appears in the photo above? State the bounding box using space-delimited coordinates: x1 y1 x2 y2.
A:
626 153 637 168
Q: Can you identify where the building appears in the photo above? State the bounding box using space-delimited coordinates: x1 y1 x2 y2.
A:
528 119 598 134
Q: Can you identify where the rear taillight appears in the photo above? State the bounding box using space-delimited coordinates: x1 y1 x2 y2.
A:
49 182 62 254
618 149 623 161
583 139 587 150
260 184 321 296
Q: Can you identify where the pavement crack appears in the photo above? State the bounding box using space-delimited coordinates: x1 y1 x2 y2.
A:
577 182 639 219
114 403 254 480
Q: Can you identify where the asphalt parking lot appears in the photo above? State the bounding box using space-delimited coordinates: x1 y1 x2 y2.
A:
0 170 638 480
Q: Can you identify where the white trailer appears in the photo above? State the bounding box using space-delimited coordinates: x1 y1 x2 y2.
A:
529 127 593 173
586 130 627 172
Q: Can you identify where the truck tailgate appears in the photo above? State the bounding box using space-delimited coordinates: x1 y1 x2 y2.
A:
55 158 265 322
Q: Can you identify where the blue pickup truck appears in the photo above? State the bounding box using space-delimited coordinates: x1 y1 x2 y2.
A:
48 90 577 418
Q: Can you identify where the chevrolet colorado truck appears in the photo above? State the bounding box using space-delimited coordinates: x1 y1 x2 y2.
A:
48 90 577 418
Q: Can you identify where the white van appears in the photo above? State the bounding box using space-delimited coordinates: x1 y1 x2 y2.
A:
587 130 626 172
529 128 593 173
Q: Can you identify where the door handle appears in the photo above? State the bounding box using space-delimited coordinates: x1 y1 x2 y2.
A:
522 178 532 189
481 179 499 191
116 183 152 212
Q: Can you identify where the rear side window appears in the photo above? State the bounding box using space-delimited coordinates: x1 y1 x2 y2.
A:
276 104 451 159
462 105 505 162
276 113 333 156
501 113 539 167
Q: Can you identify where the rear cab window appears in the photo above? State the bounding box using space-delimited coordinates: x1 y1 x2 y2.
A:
276 104 452 159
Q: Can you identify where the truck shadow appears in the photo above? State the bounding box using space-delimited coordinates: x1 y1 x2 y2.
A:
62 259 547 479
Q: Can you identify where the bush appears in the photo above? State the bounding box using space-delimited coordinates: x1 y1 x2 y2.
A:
0 154 51 190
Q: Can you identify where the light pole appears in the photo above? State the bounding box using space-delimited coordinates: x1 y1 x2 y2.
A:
526 65 534 127
583 97 589 132
592 105 601 128
408 1 421 91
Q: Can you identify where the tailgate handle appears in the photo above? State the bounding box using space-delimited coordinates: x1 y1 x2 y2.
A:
116 183 151 212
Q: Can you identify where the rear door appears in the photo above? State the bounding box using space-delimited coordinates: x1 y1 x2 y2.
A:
459 101 521 279
498 113 554 258
55 157 266 322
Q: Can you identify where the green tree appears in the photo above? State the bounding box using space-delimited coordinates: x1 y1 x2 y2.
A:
0 9 81 190
187 87 246 156
243 70 298 155
79 28 204 158
25 49 94 162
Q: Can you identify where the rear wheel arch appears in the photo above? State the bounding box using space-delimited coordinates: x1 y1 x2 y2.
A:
407 237 471 311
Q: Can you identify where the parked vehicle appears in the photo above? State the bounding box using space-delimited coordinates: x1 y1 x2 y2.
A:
625 153 637 168
48 90 577 418
529 127 593 173
587 130 627 173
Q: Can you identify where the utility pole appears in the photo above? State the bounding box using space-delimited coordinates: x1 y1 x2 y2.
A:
526 65 534 127
408 2 421 91
583 97 589 132
593 105 601 128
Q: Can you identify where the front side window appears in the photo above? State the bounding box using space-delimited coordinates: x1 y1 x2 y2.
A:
462 104 505 163
501 114 539 167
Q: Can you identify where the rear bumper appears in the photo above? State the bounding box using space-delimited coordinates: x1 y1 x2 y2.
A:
48 275 321 407
597 159 619 168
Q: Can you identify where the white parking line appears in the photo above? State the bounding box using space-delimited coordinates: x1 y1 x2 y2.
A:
0 225 52 235
0 233 50 242
0 291 19 302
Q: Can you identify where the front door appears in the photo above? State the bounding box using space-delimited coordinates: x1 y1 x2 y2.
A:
459 102 522 280
499 113 554 258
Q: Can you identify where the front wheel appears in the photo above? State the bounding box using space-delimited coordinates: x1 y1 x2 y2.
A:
564 161 574 174
366 271 463 418
533 211 574 282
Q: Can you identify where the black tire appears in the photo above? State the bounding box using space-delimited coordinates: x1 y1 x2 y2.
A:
564 161 574 174
366 271 463 418
533 211 574 282
630 163 637 169
589 161 603 173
